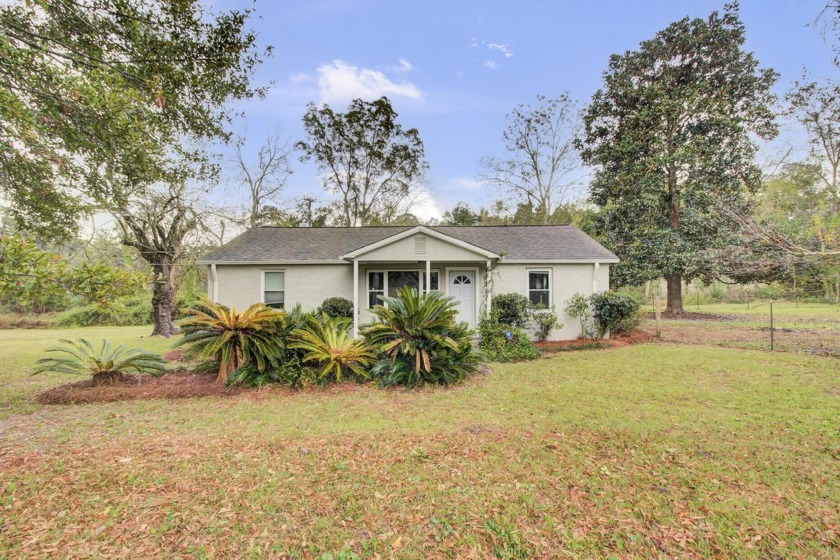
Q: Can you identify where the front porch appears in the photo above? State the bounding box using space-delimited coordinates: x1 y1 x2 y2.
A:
341 226 501 336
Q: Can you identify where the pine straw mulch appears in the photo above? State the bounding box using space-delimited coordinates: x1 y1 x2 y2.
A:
534 330 656 353
35 371 248 405
36 365 496 406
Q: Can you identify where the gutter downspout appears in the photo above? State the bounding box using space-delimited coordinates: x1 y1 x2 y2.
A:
592 262 600 294
210 264 218 303
353 258 359 338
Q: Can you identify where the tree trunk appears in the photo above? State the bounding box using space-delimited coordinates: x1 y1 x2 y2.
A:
150 260 178 338
665 274 684 315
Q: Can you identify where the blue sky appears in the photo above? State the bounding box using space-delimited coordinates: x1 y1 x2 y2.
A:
218 0 837 220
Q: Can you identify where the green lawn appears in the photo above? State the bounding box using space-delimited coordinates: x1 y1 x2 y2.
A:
0 327 838 558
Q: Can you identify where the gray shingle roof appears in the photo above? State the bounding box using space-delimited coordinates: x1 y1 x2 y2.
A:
197 225 618 263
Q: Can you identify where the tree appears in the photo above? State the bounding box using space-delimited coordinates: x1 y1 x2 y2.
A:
296 97 428 227
234 131 293 228
0 234 144 313
578 4 778 314
442 203 479 225
787 78 840 214
481 94 583 224
116 185 198 338
0 0 267 240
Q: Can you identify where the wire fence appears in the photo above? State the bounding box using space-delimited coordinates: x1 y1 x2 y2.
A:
639 299 840 357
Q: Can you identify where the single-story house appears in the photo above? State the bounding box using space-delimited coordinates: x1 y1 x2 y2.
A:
196 225 618 340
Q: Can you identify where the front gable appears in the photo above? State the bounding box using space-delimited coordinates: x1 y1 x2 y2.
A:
341 226 499 262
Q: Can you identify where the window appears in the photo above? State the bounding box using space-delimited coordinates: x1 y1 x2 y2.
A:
528 270 550 306
367 269 440 308
388 271 419 297
263 271 285 309
368 271 384 308
453 274 471 285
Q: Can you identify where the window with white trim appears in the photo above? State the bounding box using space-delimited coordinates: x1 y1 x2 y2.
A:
528 270 551 307
367 269 440 308
263 271 285 309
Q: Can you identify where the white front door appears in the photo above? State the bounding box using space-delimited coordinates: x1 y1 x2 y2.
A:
449 270 476 328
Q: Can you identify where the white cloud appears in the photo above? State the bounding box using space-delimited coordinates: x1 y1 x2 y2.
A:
391 58 414 73
451 177 485 191
303 60 422 105
487 43 513 58
413 197 442 221
483 60 497 70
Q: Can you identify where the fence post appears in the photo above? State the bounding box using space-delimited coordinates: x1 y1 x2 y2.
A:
769 300 774 351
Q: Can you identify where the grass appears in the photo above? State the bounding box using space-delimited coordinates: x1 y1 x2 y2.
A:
0 327 838 558
641 302 840 356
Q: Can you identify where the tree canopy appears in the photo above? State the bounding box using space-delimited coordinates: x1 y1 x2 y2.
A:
296 97 428 227
0 0 268 239
578 3 778 313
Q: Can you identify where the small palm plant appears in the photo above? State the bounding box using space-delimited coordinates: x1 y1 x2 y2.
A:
363 286 480 386
289 314 376 381
33 339 166 385
176 298 288 383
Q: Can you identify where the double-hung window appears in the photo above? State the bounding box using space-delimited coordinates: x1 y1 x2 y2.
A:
528 269 551 307
262 271 285 309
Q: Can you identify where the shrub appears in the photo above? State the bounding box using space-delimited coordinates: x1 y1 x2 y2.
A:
491 293 531 328
317 296 354 319
564 293 594 338
33 338 166 385
363 287 480 387
289 315 376 382
478 317 539 362
530 305 561 341
590 291 641 338
176 298 288 383
227 356 314 388
56 294 152 327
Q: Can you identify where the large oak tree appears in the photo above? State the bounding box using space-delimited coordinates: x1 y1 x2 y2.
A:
578 3 778 314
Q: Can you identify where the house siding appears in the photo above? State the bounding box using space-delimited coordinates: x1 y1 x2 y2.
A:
492 262 610 340
209 260 610 341
212 264 352 312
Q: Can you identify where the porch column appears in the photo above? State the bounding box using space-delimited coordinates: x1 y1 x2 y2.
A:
486 259 492 316
353 258 359 337
592 262 600 294
425 259 431 294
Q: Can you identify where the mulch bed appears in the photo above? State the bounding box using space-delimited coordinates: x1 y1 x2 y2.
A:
36 371 245 405
535 330 656 352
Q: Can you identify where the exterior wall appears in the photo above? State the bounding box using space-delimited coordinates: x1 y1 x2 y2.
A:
357 233 490 262
212 264 353 312
210 260 611 341
491 262 611 340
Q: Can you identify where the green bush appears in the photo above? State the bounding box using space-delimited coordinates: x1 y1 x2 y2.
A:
478 317 539 362
363 286 481 387
564 293 594 338
530 305 561 341
56 294 152 327
227 356 315 388
590 291 640 338
491 293 531 328
317 296 354 319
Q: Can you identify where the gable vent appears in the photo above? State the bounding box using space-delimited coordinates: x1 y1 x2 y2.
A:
414 236 427 255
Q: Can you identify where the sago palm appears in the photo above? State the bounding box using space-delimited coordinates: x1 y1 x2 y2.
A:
33 338 166 385
289 315 376 381
362 286 463 376
176 298 288 383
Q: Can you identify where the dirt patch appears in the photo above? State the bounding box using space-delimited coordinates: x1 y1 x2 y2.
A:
647 311 736 321
535 330 655 352
161 349 185 363
36 371 244 405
